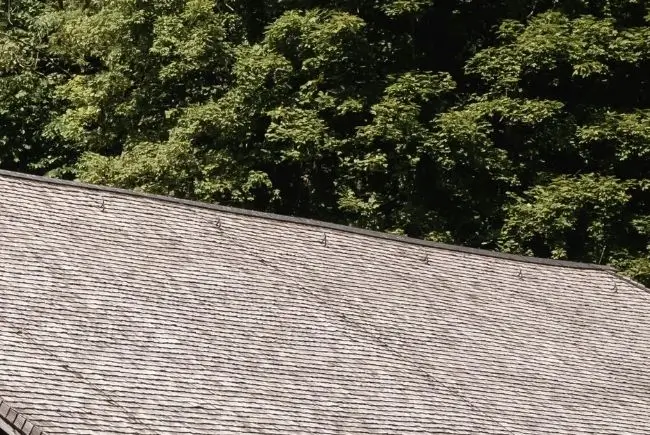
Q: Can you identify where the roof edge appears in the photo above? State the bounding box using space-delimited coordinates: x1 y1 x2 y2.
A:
607 270 650 296
0 169 615 272
0 398 45 435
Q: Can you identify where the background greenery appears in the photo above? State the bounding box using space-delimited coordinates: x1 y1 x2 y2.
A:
2 0 650 282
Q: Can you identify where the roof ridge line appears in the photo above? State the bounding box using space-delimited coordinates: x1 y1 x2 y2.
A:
0 169 614 272
0 397 46 435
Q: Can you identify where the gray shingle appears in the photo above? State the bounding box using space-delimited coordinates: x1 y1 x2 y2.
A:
0 170 648 434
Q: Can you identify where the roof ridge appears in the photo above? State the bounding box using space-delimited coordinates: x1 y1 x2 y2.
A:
0 398 46 435
0 169 614 272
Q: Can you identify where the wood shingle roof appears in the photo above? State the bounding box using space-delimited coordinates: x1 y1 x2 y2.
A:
0 170 649 434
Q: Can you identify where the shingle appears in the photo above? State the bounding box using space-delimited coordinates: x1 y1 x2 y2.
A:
0 170 648 434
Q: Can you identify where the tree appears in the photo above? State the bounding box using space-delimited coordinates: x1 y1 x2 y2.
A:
462 7 650 281
3 0 650 284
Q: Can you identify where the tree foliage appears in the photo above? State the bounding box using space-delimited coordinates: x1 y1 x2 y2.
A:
2 0 650 283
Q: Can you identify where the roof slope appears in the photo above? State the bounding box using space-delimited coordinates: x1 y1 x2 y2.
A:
0 170 649 435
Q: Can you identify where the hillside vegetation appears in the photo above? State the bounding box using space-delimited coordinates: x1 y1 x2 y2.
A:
2 0 650 282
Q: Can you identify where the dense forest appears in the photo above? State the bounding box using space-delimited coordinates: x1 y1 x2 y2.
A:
1 0 650 282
